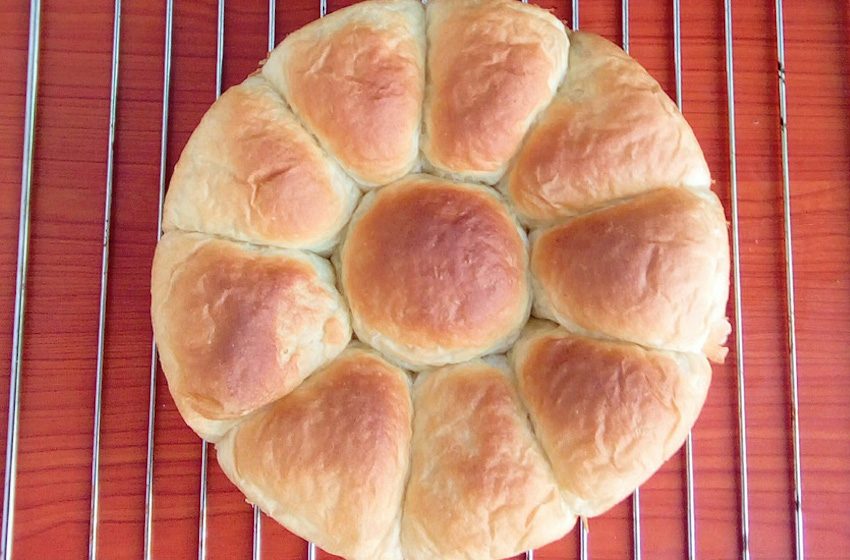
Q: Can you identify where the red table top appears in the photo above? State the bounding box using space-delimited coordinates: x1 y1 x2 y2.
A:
0 0 848 558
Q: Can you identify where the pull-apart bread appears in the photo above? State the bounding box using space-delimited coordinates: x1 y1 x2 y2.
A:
151 0 730 557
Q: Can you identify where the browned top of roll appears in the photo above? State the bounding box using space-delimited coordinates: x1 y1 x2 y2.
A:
421 0 569 183
150 231 350 441
162 75 358 253
531 188 730 361
506 31 711 226
339 175 530 369
511 321 711 517
262 0 425 187
216 347 412 560
401 359 575 560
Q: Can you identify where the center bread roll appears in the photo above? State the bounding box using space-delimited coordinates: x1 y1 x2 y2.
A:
216 347 413 560
337 175 531 370
401 359 576 560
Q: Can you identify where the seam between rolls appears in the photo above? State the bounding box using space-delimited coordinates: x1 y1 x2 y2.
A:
494 20 572 201
509 360 580 526
524 183 720 235
416 0 434 178
396 371 418 560
538 303 712 367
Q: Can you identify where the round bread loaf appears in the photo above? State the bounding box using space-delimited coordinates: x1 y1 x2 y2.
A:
337 174 531 370
150 0 731 558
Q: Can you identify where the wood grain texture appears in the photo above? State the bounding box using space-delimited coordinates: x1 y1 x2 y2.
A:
0 0 847 558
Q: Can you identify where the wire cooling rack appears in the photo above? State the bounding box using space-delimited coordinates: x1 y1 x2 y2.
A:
1 0 848 558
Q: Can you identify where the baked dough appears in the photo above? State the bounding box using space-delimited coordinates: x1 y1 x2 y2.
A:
531 187 731 361
263 0 425 187
216 346 412 560
150 231 351 441
151 1 731 557
162 75 359 254
402 358 575 560
421 0 569 184
510 320 711 516
504 30 711 226
337 175 530 370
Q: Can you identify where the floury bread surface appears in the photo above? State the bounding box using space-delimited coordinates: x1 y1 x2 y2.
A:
510 321 712 516
162 75 360 255
504 30 711 226
422 0 569 184
530 188 731 362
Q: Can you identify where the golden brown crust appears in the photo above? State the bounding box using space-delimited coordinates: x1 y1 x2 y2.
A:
149 3 732 555
216 346 412 560
531 188 730 360
150 231 351 441
338 175 531 370
505 31 711 226
421 0 569 184
162 75 359 254
510 321 711 517
262 0 425 187
401 359 575 560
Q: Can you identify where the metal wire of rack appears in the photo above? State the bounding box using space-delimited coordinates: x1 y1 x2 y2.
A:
0 0 814 558
2 0 40 557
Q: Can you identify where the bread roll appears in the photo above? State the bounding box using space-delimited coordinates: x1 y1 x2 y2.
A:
421 0 569 184
150 231 351 441
337 175 531 370
510 320 711 517
531 188 730 361
162 75 359 254
505 31 711 226
262 0 425 187
401 358 575 560
216 346 412 560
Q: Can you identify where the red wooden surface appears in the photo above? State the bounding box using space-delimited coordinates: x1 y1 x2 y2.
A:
0 0 848 558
